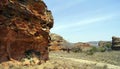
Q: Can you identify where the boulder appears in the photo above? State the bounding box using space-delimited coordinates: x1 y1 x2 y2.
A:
0 0 53 63
112 36 120 50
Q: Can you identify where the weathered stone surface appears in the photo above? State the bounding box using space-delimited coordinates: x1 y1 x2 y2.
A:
49 33 65 51
49 33 91 51
112 36 120 50
0 0 53 63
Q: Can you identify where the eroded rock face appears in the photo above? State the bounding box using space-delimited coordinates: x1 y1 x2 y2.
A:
0 0 53 63
49 33 65 51
112 36 120 50
49 33 91 51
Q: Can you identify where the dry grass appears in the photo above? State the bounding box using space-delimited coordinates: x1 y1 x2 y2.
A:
0 51 120 69
50 51 120 66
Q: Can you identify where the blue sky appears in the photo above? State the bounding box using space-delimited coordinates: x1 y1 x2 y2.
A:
44 0 120 43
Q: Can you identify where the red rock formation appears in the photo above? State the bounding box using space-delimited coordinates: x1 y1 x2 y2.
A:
49 33 64 51
74 42 91 49
112 36 120 50
49 33 91 51
0 0 53 63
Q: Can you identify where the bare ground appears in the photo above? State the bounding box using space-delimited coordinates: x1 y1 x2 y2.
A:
0 51 120 69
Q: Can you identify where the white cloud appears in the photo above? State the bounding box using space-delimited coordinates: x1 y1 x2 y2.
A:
52 0 85 13
51 14 116 32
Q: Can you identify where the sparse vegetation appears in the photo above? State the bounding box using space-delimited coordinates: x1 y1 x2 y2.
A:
50 51 120 66
0 51 120 69
86 49 95 55
85 46 112 55
71 47 82 53
70 46 107 55
98 47 106 52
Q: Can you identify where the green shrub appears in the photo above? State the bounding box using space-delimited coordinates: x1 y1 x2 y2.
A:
85 46 107 55
104 44 112 51
91 46 98 52
71 47 82 53
86 49 94 55
85 46 97 55
98 47 106 52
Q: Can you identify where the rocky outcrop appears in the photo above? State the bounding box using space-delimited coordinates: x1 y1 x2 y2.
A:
0 0 53 63
49 33 66 51
112 36 120 50
49 33 91 51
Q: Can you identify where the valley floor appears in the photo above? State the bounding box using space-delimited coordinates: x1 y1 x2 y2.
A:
0 51 120 69
48 51 120 69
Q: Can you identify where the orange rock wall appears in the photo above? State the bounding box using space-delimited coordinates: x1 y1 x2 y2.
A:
0 0 53 63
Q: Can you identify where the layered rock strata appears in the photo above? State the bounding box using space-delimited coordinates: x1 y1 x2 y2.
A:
0 0 53 63
112 36 120 50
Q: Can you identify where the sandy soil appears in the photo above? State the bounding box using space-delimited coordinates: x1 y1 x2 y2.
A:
0 51 120 69
54 56 120 69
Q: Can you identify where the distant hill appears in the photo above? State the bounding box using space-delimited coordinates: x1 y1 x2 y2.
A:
49 33 91 51
87 41 99 46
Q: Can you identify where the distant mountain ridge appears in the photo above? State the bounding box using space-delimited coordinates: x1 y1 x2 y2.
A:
49 33 120 50
87 41 99 46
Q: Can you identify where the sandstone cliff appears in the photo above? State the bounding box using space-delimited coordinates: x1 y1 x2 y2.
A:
0 0 53 63
112 36 120 50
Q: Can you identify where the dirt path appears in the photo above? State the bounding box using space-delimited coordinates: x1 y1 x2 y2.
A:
51 56 120 69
